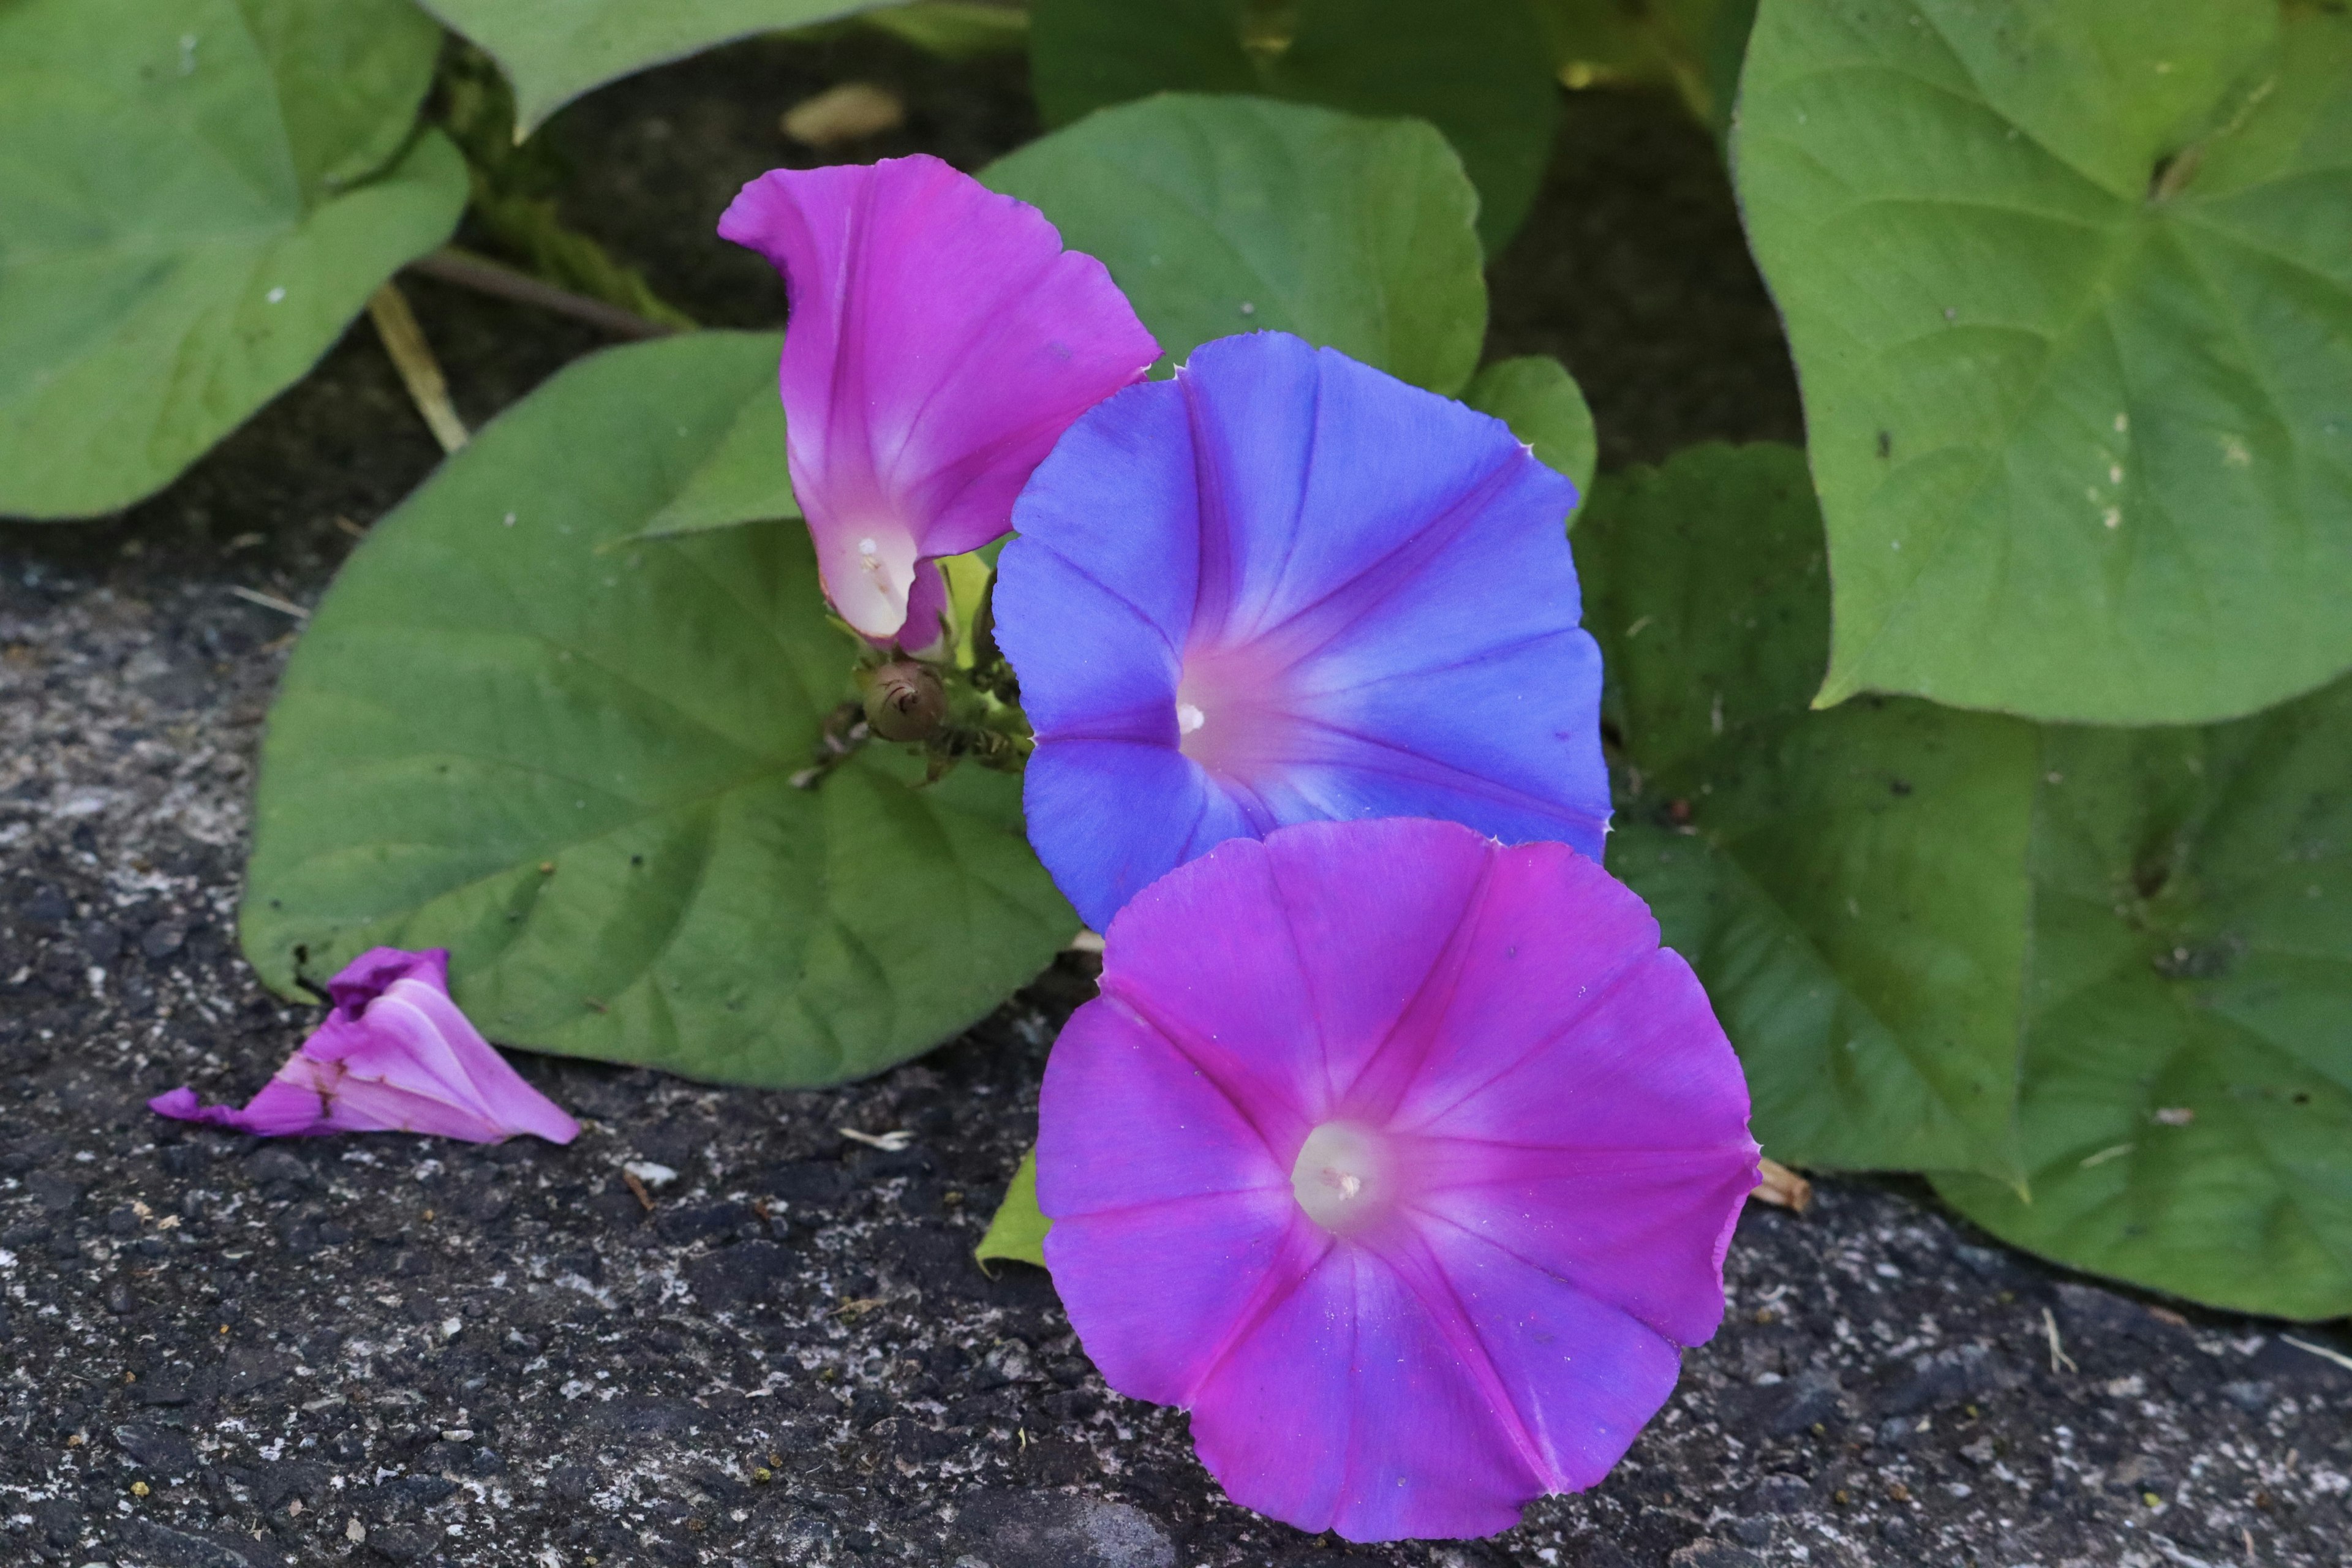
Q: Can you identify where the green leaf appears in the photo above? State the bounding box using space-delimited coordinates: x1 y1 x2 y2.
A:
1934 680 2352 1321
1027 0 1558 251
1586 440 2352 1317
629 383 797 541
984 94 1488 396
1462 355 1597 502
0 0 466 519
1583 445 2032 1183
239 332 1077 1087
975 1148 1050 1271
419 0 895 132
863 1 1028 58
1733 0 2352 724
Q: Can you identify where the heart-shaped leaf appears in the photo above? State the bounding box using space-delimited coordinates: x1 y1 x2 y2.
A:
1582 445 2032 1184
419 0 895 132
1733 0 2352 723
1934 685 2352 1321
241 332 1077 1087
1463 354 1597 501
1585 440 2352 1317
630 385 797 541
1027 0 1558 251
0 0 467 519
984 94 1487 395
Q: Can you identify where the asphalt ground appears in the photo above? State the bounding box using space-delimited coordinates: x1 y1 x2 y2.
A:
4 32 2349 1568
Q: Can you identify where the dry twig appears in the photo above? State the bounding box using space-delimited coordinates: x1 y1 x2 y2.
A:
366 282 468 453
2044 1306 2078 1374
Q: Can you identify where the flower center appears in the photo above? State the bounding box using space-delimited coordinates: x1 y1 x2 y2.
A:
823 524 922 640
1290 1121 1391 1236
1175 643 1295 778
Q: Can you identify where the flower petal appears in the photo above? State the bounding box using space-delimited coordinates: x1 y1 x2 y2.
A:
149 948 578 1145
998 376 1200 652
1038 993 1293 1218
999 331 1609 927
1362 839 1669 1125
1093 836 1335 1142
325 945 448 1016
1020 739 1257 932
1250 819 1498 1112
1384 1220 1690 1494
1039 992 1311 1404
720 154 1158 640
1180 334 1550 646
992 542 1180 744
1188 1242 1548 1542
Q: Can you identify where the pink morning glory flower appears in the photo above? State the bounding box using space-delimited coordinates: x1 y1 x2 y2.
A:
149 948 578 1145
1037 818 1757 1542
993 331 1608 931
719 153 1160 647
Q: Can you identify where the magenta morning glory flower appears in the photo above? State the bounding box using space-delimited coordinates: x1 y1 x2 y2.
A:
993 331 1608 931
149 948 578 1145
719 153 1160 647
1038 817 1757 1542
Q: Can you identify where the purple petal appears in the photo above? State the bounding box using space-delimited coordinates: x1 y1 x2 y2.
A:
719 154 1159 641
897 559 952 659
1382 1221 1689 1493
993 543 1180 745
1038 990 1306 1404
325 945 448 1016
999 332 1608 928
1091 836 1335 1145
1187 1242 1548 1541
1407 1138 1757 1349
151 948 578 1145
1250 819 1496 1110
1038 820 1755 1542
147 1083 326 1138
1352 838 1662 1120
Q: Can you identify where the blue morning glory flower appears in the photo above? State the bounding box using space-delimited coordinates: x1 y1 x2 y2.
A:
994 331 1608 930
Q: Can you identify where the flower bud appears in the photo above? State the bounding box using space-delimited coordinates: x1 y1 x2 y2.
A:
864 660 947 741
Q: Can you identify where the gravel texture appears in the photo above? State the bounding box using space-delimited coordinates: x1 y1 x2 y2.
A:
5 32 2351 1568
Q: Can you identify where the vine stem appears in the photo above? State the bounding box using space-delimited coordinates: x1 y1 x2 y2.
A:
407 246 677 341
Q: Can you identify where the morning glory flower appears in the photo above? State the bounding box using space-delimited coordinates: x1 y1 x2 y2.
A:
149 948 578 1145
1038 817 1756 1542
720 153 1159 647
993 331 1607 930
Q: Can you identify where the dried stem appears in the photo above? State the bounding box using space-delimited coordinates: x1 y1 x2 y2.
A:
366 282 469 454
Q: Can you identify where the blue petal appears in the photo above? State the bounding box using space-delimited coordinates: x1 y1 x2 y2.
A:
993 538 1179 744
1004 376 1199 647
1185 334 1540 646
1023 742 1260 930
1000 331 1608 928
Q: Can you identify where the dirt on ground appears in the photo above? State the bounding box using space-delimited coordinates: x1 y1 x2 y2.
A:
4 30 2350 1568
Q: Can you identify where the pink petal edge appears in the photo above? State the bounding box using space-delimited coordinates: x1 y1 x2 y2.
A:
718 154 1159 643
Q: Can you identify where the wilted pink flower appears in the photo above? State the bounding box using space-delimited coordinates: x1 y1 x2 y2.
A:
149 948 578 1145
1038 818 1757 1542
720 154 1159 646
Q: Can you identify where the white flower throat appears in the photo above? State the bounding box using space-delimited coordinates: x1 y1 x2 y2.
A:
1291 1121 1390 1235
